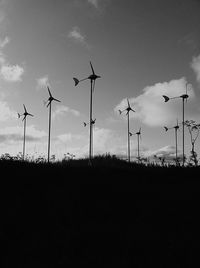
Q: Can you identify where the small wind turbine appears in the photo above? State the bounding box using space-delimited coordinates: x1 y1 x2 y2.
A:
119 98 135 162
18 104 34 160
73 62 101 161
129 127 142 162
164 119 180 165
162 82 191 166
45 86 61 163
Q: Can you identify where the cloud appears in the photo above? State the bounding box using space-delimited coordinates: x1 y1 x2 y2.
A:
191 54 200 83
0 99 16 122
0 125 47 144
0 64 24 82
68 26 89 48
0 35 24 82
52 105 80 120
36 75 49 89
147 145 182 160
0 36 10 48
115 77 195 127
88 0 98 8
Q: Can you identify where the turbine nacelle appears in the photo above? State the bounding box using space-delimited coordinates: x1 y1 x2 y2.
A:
18 104 33 121
73 62 101 87
46 86 61 107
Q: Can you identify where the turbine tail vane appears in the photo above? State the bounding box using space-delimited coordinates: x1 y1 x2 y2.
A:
73 77 79 86
163 95 170 102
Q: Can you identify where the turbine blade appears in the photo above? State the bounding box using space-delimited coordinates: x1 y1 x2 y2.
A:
127 98 130 108
23 104 27 113
22 116 26 121
119 110 122 115
90 61 95 75
164 126 168 131
28 113 34 117
129 132 132 136
163 95 170 102
73 77 79 86
17 113 21 118
47 86 52 97
131 108 135 112
47 101 51 108
53 98 61 103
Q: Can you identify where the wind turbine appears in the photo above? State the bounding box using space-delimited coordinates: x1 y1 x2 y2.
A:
162 82 191 166
73 62 101 161
45 86 61 163
129 127 142 162
18 104 34 160
164 119 180 165
119 98 135 162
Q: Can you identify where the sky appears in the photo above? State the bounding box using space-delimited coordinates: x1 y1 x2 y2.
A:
1 0 200 161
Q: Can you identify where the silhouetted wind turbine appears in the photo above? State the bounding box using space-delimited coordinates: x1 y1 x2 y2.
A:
164 119 180 165
18 104 33 160
163 83 190 166
73 62 101 161
45 86 61 163
119 98 135 162
129 127 142 162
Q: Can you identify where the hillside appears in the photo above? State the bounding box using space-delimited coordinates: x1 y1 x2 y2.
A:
0 158 199 267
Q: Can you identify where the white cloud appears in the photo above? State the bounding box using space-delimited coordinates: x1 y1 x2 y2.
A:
191 54 200 83
0 64 24 82
36 75 49 89
0 35 24 82
68 26 89 48
0 125 47 144
52 105 80 120
115 77 195 127
0 99 16 121
0 36 10 48
147 145 182 160
88 0 98 8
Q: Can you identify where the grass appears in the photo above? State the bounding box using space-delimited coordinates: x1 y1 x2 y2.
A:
0 156 200 266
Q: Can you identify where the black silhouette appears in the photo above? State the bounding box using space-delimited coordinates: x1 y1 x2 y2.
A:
119 98 135 162
73 62 101 161
162 82 191 166
18 104 34 160
45 86 61 163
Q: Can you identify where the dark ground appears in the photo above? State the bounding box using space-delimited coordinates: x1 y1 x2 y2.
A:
0 158 200 267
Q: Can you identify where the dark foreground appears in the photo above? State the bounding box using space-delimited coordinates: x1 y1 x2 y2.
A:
0 157 200 267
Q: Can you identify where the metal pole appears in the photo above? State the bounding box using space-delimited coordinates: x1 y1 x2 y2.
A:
137 134 140 161
182 99 185 166
48 102 51 163
127 112 130 162
175 128 178 165
89 80 93 160
23 117 26 161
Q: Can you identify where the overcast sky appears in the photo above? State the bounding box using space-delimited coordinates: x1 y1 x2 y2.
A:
1 0 200 160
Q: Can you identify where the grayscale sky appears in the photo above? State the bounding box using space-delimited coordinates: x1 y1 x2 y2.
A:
0 0 200 160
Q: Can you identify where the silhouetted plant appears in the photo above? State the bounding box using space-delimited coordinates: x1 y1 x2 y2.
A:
184 120 200 166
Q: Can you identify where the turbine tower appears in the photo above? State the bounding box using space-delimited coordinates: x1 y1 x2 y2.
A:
18 104 34 160
45 86 61 163
163 82 190 166
73 62 101 161
164 120 180 165
83 119 96 157
119 98 135 162
129 127 142 162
